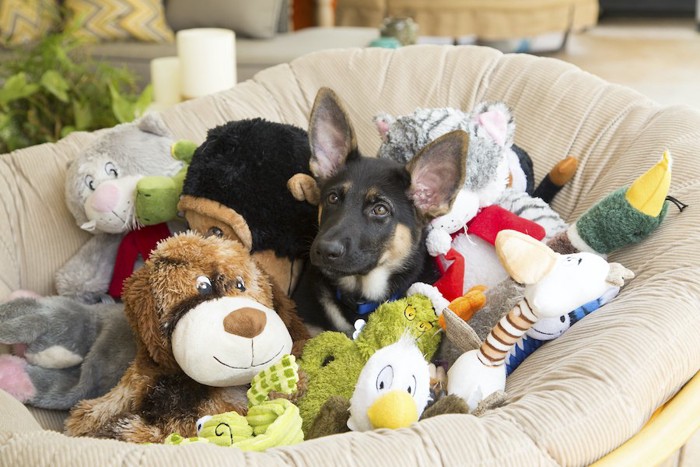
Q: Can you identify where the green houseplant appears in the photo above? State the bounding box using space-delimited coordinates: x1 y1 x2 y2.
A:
0 24 152 153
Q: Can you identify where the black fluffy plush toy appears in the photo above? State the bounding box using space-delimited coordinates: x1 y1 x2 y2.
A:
178 118 318 295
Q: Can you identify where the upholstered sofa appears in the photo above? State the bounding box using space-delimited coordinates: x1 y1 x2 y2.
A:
89 26 379 85
1 45 699 465
0 0 378 85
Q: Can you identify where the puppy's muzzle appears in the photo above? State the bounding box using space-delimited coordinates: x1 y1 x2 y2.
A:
314 238 347 263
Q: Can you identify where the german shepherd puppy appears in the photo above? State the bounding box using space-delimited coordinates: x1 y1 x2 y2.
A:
293 88 469 333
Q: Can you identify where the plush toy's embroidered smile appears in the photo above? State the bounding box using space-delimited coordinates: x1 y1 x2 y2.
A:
214 346 285 370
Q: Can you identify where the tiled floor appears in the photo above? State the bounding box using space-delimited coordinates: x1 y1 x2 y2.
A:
551 17 700 110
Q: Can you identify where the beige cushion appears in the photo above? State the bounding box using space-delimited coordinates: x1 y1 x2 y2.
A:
0 0 60 47
64 0 174 43
165 0 283 39
0 45 698 465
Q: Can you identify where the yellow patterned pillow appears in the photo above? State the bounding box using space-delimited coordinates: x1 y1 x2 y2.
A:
65 0 174 43
0 0 60 47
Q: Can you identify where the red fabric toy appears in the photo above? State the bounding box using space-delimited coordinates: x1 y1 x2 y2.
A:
434 205 545 301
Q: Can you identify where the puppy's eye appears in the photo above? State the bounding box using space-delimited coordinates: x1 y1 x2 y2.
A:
372 204 389 217
196 275 212 295
327 192 339 204
234 277 246 292
85 175 95 191
206 227 224 238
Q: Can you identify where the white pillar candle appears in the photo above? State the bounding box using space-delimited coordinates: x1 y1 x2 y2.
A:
150 56 182 106
317 0 334 27
176 28 236 100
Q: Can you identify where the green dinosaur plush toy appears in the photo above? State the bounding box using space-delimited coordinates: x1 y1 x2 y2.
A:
164 354 304 451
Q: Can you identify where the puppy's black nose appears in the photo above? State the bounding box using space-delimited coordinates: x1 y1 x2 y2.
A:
316 239 345 261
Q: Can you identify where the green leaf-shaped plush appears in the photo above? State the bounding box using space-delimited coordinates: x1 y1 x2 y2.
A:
135 139 197 226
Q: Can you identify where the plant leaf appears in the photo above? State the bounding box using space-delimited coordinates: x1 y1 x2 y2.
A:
109 83 135 123
40 70 70 102
73 100 93 130
133 84 153 118
0 28 145 151
0 73 40 104
61 125 76 138
0 113 32 152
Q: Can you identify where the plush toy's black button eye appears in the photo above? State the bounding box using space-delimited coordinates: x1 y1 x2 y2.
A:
376 365 394 392
206 227 224 238
105 162 118 178
196 275 212 295
407 375 417 396
234 277 246 292
196 415 212 434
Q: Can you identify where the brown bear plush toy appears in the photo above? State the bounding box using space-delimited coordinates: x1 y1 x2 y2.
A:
65 232 309 443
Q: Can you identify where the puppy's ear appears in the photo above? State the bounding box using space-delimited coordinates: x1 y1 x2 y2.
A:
406 130 468 219
308 87 358 180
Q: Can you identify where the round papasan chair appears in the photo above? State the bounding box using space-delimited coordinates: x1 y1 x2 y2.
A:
0 44 698 466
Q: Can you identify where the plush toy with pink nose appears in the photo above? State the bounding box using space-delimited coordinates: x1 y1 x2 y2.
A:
57 112 192 303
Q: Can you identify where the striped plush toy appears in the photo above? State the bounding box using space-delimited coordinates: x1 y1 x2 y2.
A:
446 230 634 412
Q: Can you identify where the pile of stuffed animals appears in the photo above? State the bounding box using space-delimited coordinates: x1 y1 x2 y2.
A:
0 87 682 450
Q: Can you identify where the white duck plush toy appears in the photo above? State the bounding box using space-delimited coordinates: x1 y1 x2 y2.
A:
446 229 634 411
347 334 432 432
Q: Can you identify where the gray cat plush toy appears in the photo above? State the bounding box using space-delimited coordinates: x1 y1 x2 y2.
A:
57 112 186 303
0 113 189 410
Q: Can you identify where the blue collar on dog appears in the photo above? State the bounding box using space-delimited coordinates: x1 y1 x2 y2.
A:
336 289 403 316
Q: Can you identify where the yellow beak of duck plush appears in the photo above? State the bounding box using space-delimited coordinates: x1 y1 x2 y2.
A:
347 334 432 431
